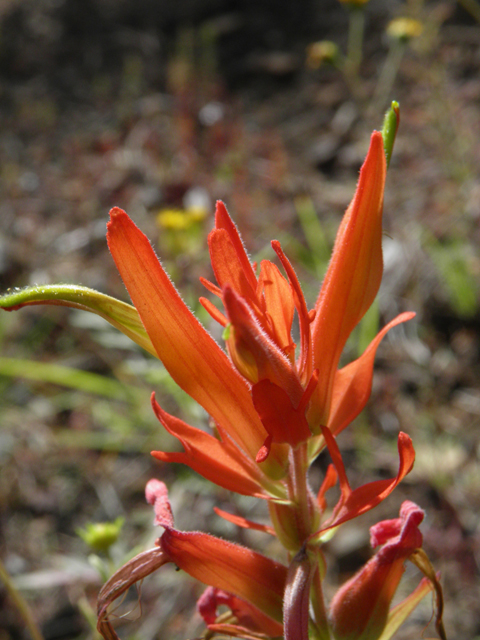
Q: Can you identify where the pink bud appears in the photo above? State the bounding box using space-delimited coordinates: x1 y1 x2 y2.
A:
329 501 424 640
145 479 174 528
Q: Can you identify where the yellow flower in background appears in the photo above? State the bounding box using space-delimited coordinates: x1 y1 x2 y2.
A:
387 17 423 42
306 41 340 69
156 205 207 230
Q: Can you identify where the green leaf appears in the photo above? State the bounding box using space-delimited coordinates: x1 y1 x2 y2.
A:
0 356 143 401
356 295 379 357
0 284 157 357
425 237 478 317
377 577 433 640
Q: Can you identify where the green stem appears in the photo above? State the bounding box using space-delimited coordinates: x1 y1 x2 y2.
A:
311 559 331 640
372 38 406 114
345 7 365 82
290 444 316 543
0 558 45 640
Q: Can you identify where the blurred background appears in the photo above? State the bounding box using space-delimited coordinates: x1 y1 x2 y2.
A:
0 0 479 638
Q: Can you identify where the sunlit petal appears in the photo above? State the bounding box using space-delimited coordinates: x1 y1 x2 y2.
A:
106 207 267 460
214 507 276 535
214 200 258 291
150 395 274 498
271 240 313 382
209 228 258 302
328 312 415 437
314 429 415 536
257 260 295 358
310 132 386 426
160 529 287 624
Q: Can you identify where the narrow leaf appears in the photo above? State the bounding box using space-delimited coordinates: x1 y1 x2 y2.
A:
0 284 156 356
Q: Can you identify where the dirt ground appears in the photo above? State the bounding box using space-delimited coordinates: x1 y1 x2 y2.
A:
0 1 480 638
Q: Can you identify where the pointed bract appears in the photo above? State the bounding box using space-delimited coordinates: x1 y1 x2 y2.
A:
106 207 267 461
310 132 386 427
150 394 279 498
160 528 287 624
214 201 258 292
315 429 415 535
257 259 296 360
209 228 258 303
271 240 313 382
214 507 276 536
328 312 415 437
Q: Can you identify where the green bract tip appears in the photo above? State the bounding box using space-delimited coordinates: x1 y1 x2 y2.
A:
381 101 400 168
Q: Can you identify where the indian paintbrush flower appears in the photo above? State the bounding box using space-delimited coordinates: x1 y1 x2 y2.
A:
0 105 446 640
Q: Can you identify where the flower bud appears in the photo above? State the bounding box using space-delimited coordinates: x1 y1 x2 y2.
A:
329 501 424 640
77 517 124 553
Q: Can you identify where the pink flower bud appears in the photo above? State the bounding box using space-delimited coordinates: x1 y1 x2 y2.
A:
329 501 424 640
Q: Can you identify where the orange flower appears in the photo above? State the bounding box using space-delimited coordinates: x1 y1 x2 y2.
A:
0 131 412 491
0 112 445 640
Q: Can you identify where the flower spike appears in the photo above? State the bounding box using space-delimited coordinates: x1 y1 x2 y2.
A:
0 118 446 640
